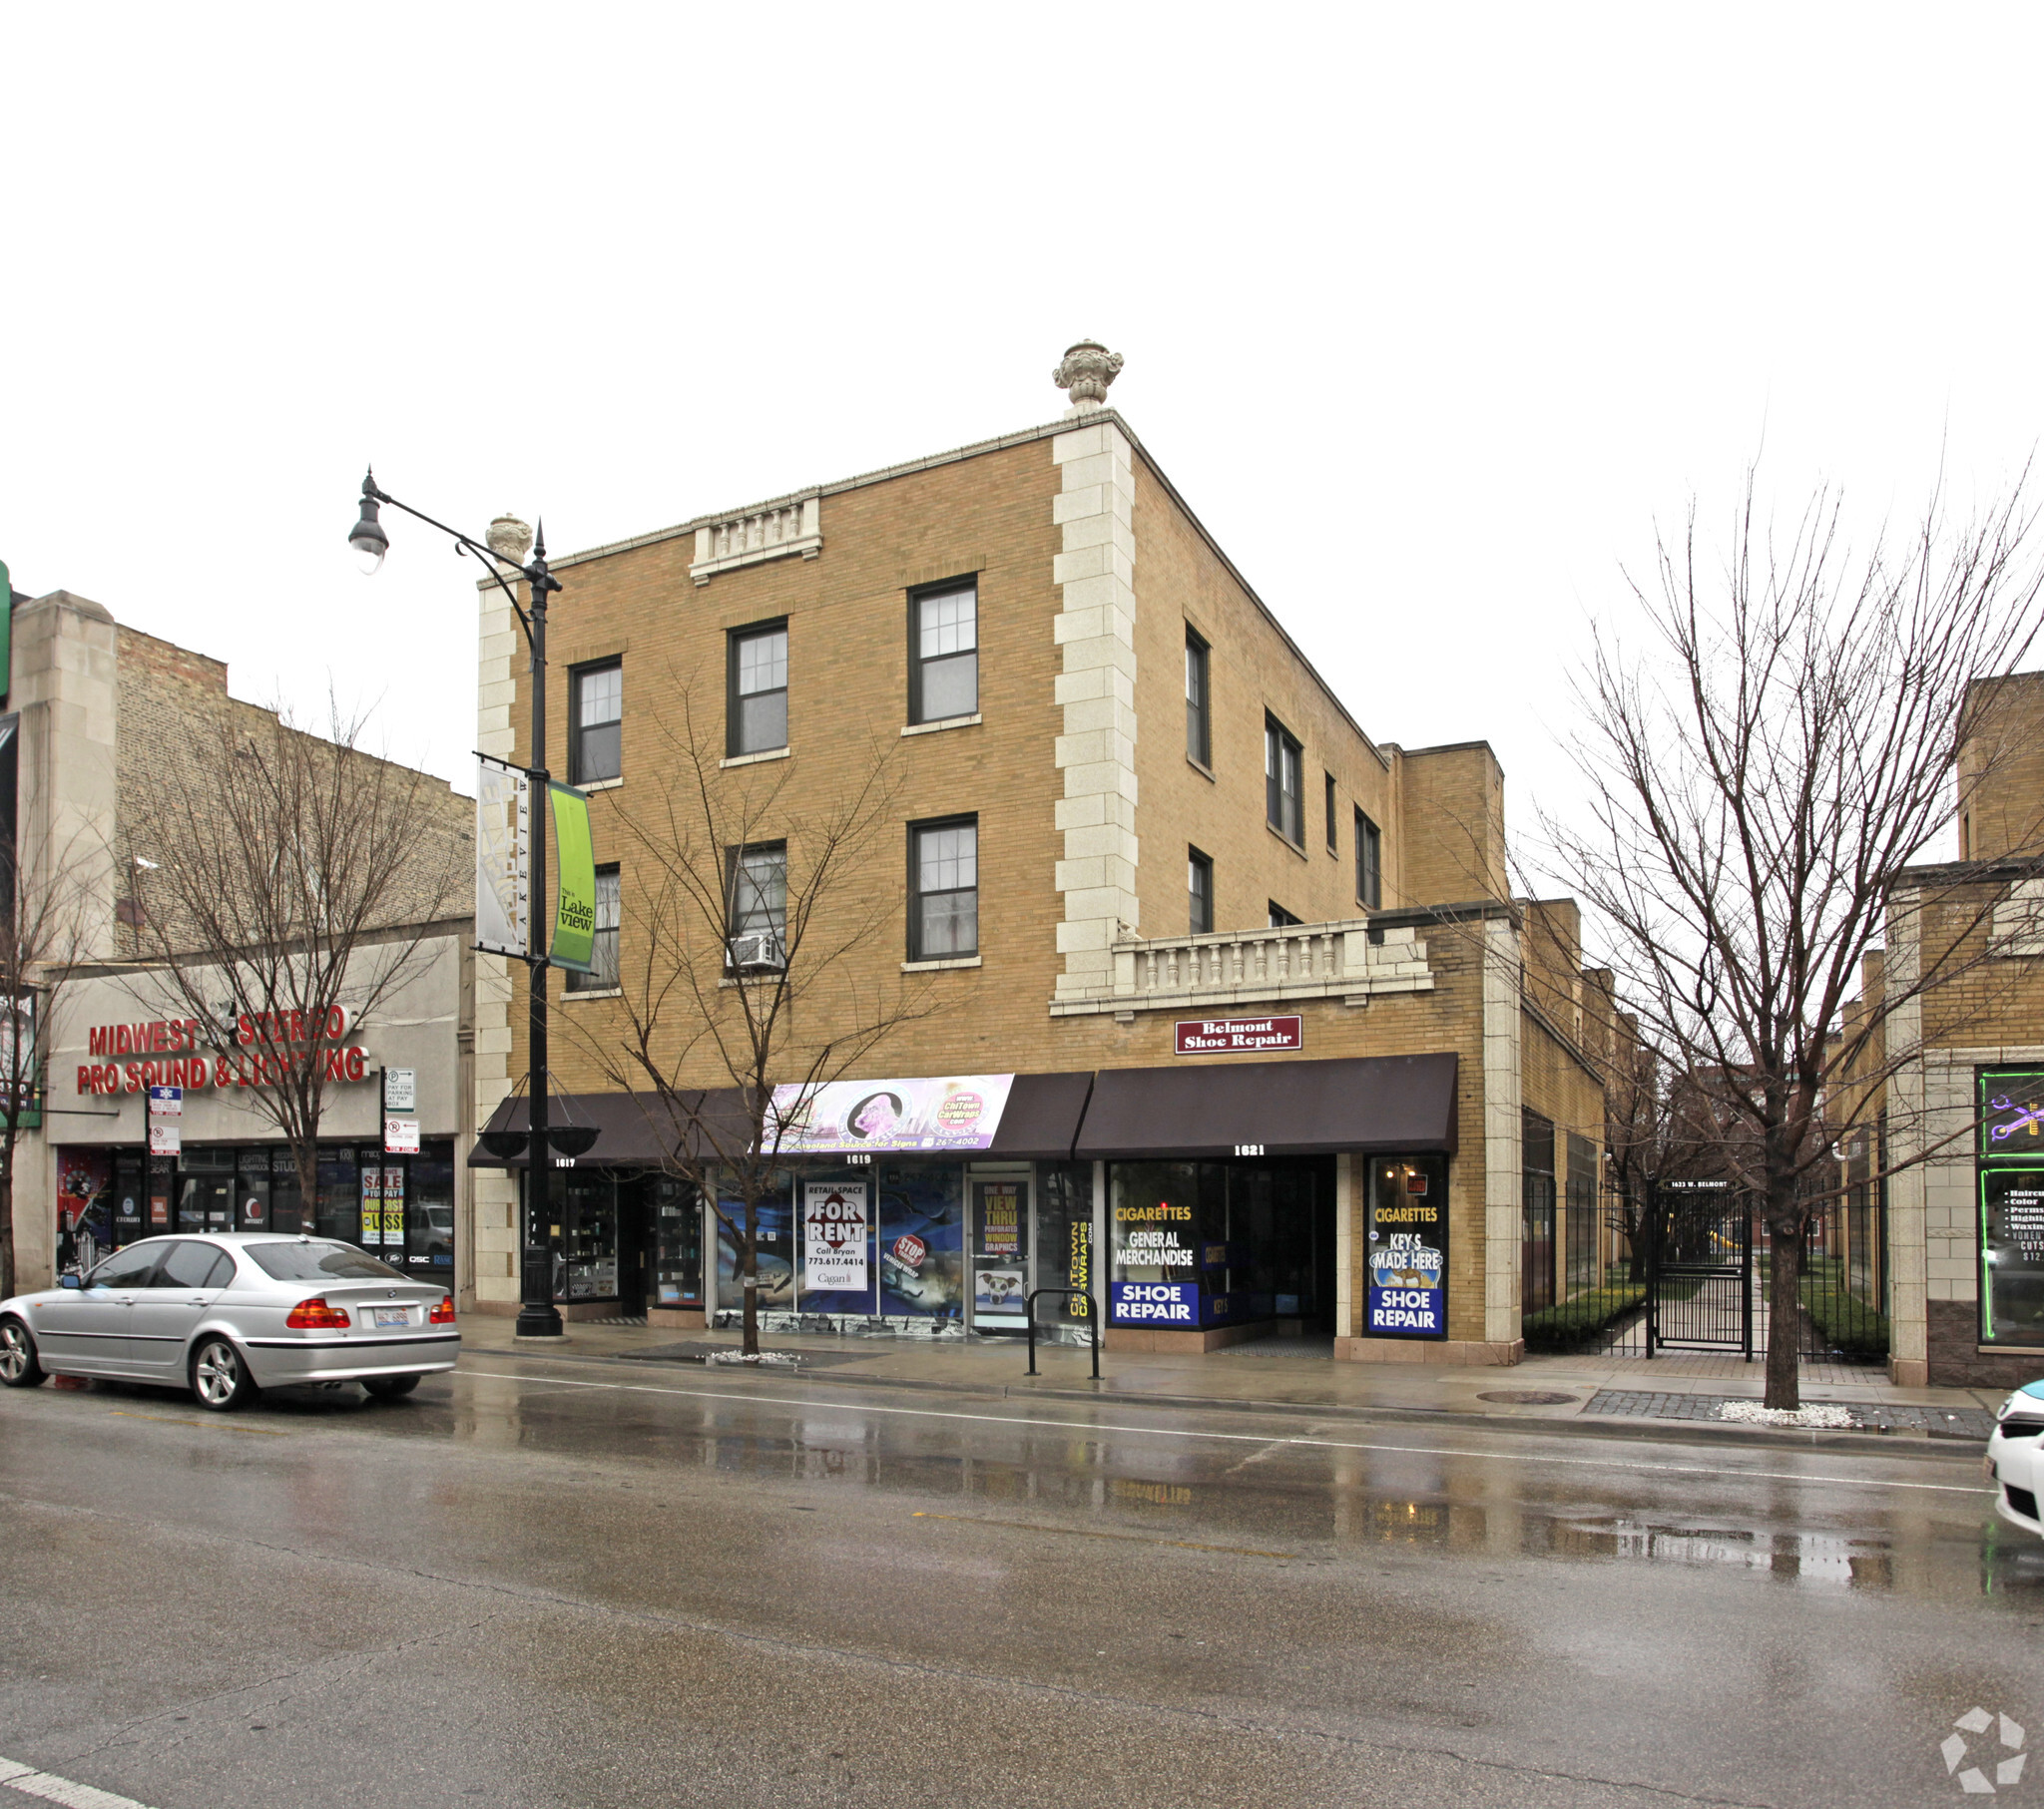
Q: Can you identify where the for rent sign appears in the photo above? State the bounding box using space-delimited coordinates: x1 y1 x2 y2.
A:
1174 1015 1303 1056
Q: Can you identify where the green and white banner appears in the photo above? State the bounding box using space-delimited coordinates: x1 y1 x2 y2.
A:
549 781 597 973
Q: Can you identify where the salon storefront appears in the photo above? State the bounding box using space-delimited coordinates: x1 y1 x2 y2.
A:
470 1053 1459 1351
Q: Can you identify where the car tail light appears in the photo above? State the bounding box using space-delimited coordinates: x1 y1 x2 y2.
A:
285 1296 351 1329
429 1295 456 1325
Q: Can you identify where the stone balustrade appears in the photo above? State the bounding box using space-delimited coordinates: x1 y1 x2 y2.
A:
1048 916 1435 1016
690 496 822 585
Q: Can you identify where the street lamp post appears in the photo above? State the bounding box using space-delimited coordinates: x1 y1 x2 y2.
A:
349 470 566 1338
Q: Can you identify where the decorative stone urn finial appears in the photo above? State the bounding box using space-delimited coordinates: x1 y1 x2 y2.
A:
486 513 533 566
1053 339 1123 415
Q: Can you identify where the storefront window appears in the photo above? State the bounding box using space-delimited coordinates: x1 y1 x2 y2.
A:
970 1175 1029 1328
269 1149 303 1235
796 1166 876 1313
715 1168 796 1313
177 1147 235 1235
559 1170 619 1300
1036 1161 1094 1328
654 1175 704 1309
875 1163 964 1318
409 1143 456 1275
1110 1160 1219 1330
316 1148 359 1243
1365 1154 1449 1339
113 1153 145 1248
1980 1069 2044 1347
236 1150 272 1233
56 1148 115 1274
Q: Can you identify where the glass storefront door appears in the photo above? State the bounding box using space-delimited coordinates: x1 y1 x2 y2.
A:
175 1148 235 1235
969 1175 1029 1331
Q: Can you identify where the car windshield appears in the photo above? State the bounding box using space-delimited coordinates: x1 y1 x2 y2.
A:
245 1241 409 1282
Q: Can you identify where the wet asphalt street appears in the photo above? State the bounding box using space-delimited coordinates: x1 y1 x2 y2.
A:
0 1349 2035 1809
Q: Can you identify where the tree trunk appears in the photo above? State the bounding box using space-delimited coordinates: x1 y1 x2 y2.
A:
742 1200 760 1356
1764 1202 1803 1411
0 1137 14 1302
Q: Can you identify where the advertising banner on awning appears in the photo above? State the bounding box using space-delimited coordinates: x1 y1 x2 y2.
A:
766 1074 1015 1153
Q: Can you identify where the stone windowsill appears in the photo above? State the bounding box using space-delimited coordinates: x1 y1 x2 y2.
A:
1266 822 1308 860
721 746 791 769
1187 754 1215 782
901 713 982 738
902 955 983 972
562 987 622 1001
578 775 625 793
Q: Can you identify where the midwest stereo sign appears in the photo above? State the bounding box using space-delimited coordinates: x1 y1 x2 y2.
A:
75 1009 372 1097
1174 1015 1303 1056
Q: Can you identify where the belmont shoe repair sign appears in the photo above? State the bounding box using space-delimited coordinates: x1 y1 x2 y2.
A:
1174 1015 1303 1056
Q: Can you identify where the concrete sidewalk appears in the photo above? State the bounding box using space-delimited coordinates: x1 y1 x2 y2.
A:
460 1313 2015 1447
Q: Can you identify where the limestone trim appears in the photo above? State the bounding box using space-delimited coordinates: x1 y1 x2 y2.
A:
1050 920 1433 1017
1482 915 1524 1345
1884 889 1926 1378
690 497 822 586
1052 421 1140 1003
720 746 791 769
900 714 982 737
472 575 522 1302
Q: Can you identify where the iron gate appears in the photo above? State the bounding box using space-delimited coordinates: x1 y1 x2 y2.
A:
1648 1185 1753 1357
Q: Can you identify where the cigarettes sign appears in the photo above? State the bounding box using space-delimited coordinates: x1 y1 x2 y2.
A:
1174 1015 1303 1056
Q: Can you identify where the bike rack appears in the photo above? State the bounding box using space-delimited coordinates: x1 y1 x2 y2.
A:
1024 1286 1100 1380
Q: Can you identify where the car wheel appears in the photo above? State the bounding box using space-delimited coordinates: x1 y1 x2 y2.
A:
361 1373 421 1400
0 1317 47 1388
190 1336 258 1412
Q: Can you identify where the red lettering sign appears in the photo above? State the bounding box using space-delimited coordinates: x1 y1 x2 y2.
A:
1173 1015 1304 1057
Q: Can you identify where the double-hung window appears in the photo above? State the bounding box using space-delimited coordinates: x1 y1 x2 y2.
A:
1324 772 1338 852
910 583 977 723
910 817 978 959
570 661 622 785
1185 630 1211 767
1189 847 1214 935
729 623 788 756
1355 808 1381 910
566 865 621 992
727 843 787 968
1265 716 1303 845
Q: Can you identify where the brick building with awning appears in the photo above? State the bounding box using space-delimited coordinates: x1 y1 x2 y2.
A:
466 345 1613 1364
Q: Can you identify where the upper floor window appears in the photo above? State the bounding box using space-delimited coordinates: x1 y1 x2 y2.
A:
566 864 622 992
910 816 978 959
910 582 977 723
1189 847 1214 935
570 661 622 785
729 623 788 756
728 842 787 968
1265 716 1303 845
1355 808 1381 910
1324 771 1338 851
1268 901 1300 928
1186 630 1211 767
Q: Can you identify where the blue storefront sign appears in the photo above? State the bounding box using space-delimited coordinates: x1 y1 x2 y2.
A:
1365 1155 1449 1338
1111 1280 1200 1326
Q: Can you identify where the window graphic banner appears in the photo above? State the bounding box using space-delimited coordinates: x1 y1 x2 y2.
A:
1366 1156 1447 1338
766 1074 1014 1153
474 755 531 959
548 781 596 974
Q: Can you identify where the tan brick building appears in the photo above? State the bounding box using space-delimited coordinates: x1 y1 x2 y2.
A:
1883 670 2044 1387
3 586 476 1293
469 348 1611 1363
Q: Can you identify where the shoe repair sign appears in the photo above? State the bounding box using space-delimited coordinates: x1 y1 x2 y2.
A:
1175 1015 1302 1056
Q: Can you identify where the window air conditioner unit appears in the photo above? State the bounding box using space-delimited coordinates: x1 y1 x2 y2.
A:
728 931 785 971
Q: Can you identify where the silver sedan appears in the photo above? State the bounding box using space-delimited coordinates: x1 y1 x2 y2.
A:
0 1233 460 1411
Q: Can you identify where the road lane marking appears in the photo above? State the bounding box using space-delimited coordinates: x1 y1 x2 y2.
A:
912 1509 1299 1560
457 1365 1995 1495
107 1411 285 1436
0 1756 161 1809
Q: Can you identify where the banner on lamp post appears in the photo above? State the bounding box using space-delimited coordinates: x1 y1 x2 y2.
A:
548 781 596 974
475 755 531 959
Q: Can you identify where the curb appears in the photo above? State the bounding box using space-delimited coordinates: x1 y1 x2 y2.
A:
458 1341 1988 1463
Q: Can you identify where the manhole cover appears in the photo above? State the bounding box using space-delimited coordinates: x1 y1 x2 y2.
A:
1477 1389 1578 1405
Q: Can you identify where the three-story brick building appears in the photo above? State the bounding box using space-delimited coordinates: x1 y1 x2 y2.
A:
467 346 1609 1364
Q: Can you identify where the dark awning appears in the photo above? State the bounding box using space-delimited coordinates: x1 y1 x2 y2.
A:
467 1089 750 1169
1071 1053 1458 1160
982 1072 1095 1159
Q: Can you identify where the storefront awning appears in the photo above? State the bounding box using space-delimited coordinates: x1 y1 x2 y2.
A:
981 1072 1095 1158
467 1090 750 1169
1070 1053 1458 1160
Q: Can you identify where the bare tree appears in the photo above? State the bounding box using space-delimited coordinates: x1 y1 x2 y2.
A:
565 690 935 1357
1546 474 2044 1409
125 698 467 1232
0 828 95 1299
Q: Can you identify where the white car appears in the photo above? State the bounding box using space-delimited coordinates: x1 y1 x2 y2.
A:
0 1233 459 1411
1986 1380 2044 1535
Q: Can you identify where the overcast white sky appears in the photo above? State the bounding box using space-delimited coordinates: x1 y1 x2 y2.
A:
8 4 2041 874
